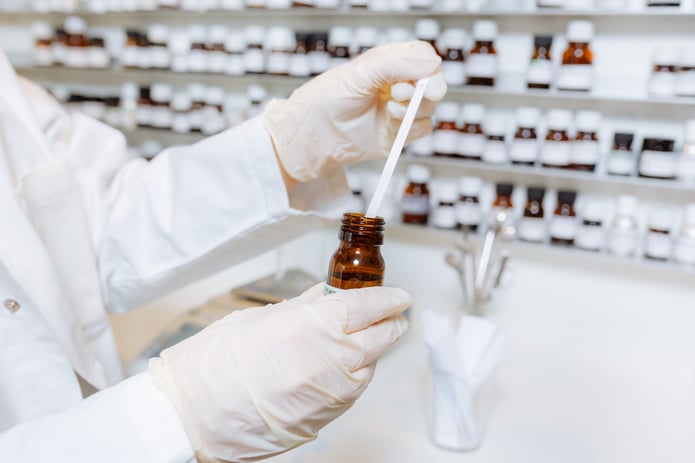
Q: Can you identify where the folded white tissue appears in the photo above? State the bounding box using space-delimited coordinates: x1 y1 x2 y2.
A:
421 310 509 452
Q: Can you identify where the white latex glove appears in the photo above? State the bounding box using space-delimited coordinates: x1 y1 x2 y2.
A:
149 283 412 463
263 41 447 182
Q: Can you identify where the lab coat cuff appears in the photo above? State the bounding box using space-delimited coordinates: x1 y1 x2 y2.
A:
123 372 195 463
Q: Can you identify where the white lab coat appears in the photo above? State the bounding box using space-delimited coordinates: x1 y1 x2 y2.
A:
0 49 349 462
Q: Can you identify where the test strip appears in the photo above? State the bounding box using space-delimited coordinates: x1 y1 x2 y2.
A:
366 76 430 218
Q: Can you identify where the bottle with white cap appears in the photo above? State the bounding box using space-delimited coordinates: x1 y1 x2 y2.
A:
355 27 378 54
169 31 191 73
527 35 553 90
224 93 250 127
328 27 352 69
64 16 89 68
575 200 605 252
606 132 635 176
557 20 594 92
87 36 110 69
432 182 460 230
104 93 122 127
608 195 640 258
136 85 154 129
467 20 498 87
51 27 68 67
439 28 466 87
638 137 677 180
675 47 695 97
518 187 546 244
32 21 54 67
288 33 311 76
482 114 507 165
224 30 246 76
458 104 486 161
675 204 695 266
148 24 170 71
120 82 139 129
187 25 209 73
247 84 268 118
188 83 207 133
648 45 680 98
206 25 229 74
171 91 193 134
432 102 460 158
570 110 601 172
402 164 431 225
308 33 331 75
549 190 578 246
266 26 296 76
244 25 266 75
677 120 695 183
456 176 483 232
510 106 540 165
150 83 173 130
644 209 674 261
540 109 572 169
203 86 226 135
414 19 439 52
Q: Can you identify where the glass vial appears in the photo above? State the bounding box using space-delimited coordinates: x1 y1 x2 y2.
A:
187 25 208 73
171 91 193 134
206 25 229 74
674 204 695 266
439 28 467 87
510 106 540 166
402 164 431 225
638 137 677 180
518 187 546 243
557 20 594 92
432 102 460 158
492 183 514 214
648 45 679 98
606 132 635 176
644 210 673 261
244 25 266 75
266 26 295 76
288 32 311 77
608 195 639 257
328 26 352 69
32 21 55 67
677 120 695 183
456 176 483 233
675 47 695 98
575 200 605 252
482 115 507 165
467 20 498 87
432 182 459 230
225 30 246 76
148 24 171 71
549 190 578 246
415 19 440 54
355 27 378 55
308 32 331 76
540 109 572 169
326 213 385 293
458 104 486 161
570 110 601 172
527 35 553 90
64 16 89 68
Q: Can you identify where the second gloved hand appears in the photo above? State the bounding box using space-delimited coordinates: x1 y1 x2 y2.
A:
263 41 447 182
149 284 412 463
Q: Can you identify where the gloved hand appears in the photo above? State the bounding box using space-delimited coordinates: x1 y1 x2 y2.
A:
149 283 412 463
263 41 447 182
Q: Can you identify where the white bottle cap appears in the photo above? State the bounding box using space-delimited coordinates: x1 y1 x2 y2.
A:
443 28 467 49
170 31 191 53
416 19 440 41
407 164 430 183
472 20 497 41
458 176 483 196
546 109 572 131
329 26 352 47
685 120 695 144
244 25 265 45
387 27 414 44
147 24 169 44
583 200 604 222
652 45 680 66
225 93 250 112
575 110 601 133
436 101 460 122
247 84 268 103
205 86 226 105
32 21 53 40
460 103 485 124
224 30 246 53
355 27 378 48
64 16 87 35
208 25 228 45
188 25 207 44
121 82 139 100
516 106 540 128
266 26 295 51
680 47 695 67
188 83 207 102
649 209 673 231
485 114 506 136
684 204 695 226
172 92 192 111
616 194 638 217
438 182 459 203
150 83 173 103
566 20 594 43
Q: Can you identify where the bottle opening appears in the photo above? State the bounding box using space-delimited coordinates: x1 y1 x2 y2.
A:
339 212 385 245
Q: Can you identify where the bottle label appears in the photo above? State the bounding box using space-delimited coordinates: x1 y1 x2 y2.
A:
648 72 676 97
401 194 430 215
432 129 460 156
187 50 208 72
189 109 204 130
675 71 695 97
150 48 170 69
549 216 577 241
171 55 189 73
289 54 311 77
482 139 508 164
33 47 53 66
136 106 153 126
571 140 600 165
267 52 291 75
151 107 173 129
441 61 466 87
518 217 547 243
576 225 604 251
65 49 88 68
172 113 192 134
540 140 571 166
556 64 593 91
607 150 635 176
510 139 538 163
324 284 341 295
207 51 228 74
675 237 695 265
433 206 458 229
467 54 497 79
456 202 482 226
527 59 553 86
645 232 673 260
88 48 110 69
244 49 265 73
639 150 677 178
409 134 433 157
608 228 638 257
309 51 332 74
226 54 245 75
51 43 67 65
458 133 486 158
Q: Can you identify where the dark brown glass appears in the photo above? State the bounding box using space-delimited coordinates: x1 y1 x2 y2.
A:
327 213 385 290
467 41 496 86
402 182 430 224
511 127 538 166
645 228 670 261
550 200 576 246
528 40 552 89
524 198 544 218
459 123 484 160
433 120 458 158
493 192 513 209
542 129 570 168
571 130 599 171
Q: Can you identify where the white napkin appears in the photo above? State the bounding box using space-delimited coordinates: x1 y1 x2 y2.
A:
421 310 509 451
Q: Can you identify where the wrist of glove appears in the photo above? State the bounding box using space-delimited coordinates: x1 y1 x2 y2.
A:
149 283 412 463
264 40 447 183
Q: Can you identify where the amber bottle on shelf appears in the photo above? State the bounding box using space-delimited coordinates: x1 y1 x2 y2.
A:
549 190 578 246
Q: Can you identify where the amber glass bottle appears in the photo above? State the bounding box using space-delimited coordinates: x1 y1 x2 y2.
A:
557 21 594 92
326 213 385 293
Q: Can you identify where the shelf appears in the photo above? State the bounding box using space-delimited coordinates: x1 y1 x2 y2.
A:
400 156 695 204
121 127 206 146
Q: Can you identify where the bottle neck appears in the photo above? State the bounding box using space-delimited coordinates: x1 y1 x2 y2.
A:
339 213 385 246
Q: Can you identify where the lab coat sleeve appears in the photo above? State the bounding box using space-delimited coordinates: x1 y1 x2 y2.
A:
19 78 350 313
0 372 195 463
